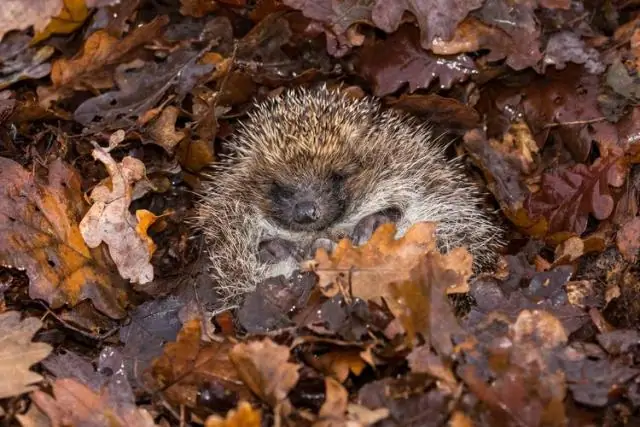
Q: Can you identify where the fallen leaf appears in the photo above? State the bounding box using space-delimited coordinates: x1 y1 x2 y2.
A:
616 217 640 261
74 48 213 130
205 401 262 427
150 318 245 408
229 338 300 407
31 378 158 427
145 105 187 153
0 311 52 399
79 142 155 284
48 15 168 90
0 33 53 90
307 222 472 318
0 157 127 318
371 0 484 50
0 0 63 42
31 0 89 44
357 25 476 96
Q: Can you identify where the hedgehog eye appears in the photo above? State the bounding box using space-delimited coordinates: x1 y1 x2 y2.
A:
269 182 294 200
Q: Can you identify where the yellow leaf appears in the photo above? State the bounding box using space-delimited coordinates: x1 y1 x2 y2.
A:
31 0 88 44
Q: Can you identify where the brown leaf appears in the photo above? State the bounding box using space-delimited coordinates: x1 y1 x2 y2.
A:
31 378 158 427
180 0 219 18
145 105 187 153
371 0 484 49
31 0 89 44
318 377 348 419
79 142 155 284
357 25 476 96
387 93 481 132
308 222 471 314
0 0 62 42
282 0 373 56
205 401 262 427
616 217 640 261
48 16 168 91
0 157 127 318
229 338 300 407
150 318 245 408
74 48 214 130
0 311 52 399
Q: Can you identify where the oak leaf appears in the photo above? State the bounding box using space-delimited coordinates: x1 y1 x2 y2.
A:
0 0 62 42
79 142 156 284
229 338 300 407
0 157 127 318
0 311 52 399
357 26 475 96
205 401 262 427
31 378 158 427
150 318 246 408
371 0 484 49
307 222 472 316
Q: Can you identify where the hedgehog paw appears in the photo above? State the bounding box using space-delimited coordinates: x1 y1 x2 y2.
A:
258 238 300 264
351 208 401 246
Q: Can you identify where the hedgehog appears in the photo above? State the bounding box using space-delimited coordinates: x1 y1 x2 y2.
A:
196 85 502 309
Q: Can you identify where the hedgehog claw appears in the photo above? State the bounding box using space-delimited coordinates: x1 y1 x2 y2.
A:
351 209 401 246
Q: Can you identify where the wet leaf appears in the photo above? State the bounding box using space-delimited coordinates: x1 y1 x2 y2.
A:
357 26 476 96
0 157 127 318
150 318 246 408
229 338 300 407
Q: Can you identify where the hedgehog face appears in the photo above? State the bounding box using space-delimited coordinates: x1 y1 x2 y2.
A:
267 172 347 232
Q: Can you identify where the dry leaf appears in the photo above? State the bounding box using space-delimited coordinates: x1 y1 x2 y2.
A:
307 222 472 319
0 0 63 41
31 0 88 44
229 338 300 407
150 319 245 408
31 378 158 427
205 401 262 427
0 157 127 318
145 105 187 153
0 311 52 399
79 142 155 284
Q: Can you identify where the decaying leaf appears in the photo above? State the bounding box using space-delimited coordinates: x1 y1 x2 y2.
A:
145 105 187 153
74 48 214 129
49 16 168 91
31 378 158 427
229 338 300 408
79 142 156 284
0 0 63 42
0 311 52 399
150 318 246 408
0 157 127 318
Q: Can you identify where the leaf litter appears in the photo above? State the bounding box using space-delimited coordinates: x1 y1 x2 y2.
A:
1 0 640 426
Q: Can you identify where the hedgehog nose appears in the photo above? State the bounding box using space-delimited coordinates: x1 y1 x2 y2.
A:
294 201 320 224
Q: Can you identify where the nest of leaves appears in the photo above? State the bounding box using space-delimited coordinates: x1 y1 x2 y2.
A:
2 0 640 426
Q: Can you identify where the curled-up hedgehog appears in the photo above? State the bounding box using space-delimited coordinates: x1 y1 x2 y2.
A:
197 85 502 308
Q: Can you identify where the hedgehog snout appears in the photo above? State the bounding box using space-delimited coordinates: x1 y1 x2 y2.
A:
269 181 345 231
293 200 320 224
